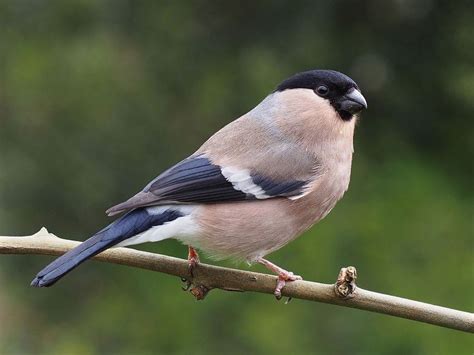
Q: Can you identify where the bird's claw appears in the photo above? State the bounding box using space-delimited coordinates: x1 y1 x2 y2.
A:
274 271 302 300
188 260 199 277
257 257 302 300
181 277 192 291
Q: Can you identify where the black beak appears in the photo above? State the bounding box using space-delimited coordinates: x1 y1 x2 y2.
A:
335 88 367 115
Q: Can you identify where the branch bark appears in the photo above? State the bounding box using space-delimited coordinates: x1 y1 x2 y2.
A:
1 228 472 333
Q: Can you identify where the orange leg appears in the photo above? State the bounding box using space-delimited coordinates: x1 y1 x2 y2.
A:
187 246 200 276
257 258 302 299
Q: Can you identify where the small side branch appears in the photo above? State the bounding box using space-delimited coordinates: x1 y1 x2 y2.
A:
0 228 473 333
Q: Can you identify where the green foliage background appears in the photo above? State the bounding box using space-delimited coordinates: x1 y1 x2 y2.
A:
0 1 473 354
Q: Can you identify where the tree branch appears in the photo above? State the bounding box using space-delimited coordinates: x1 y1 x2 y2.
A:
1 228 472 333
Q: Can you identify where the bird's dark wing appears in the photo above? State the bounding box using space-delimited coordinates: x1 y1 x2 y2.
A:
105 155 309 216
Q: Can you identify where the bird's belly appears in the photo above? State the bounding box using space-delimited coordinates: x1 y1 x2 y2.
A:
182 197 322 262
182 173 349 262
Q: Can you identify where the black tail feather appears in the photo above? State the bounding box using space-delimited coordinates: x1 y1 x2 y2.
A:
30 233 120 287
31 208 183 287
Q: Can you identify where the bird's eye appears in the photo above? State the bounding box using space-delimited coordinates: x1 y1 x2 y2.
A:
315 85 329 96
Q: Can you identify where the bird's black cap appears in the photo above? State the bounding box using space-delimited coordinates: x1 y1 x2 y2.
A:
276 69 359 93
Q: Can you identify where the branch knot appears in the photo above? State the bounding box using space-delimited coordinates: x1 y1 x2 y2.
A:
335 266 357 298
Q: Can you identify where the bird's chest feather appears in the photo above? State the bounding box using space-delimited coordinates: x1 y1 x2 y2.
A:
291 151 353 231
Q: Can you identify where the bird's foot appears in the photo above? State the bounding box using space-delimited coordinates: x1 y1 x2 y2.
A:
183 246 210 300
257 258 302 300
274 270 302 300
187 246 200 277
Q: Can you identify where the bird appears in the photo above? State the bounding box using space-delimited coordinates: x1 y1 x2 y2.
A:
31 69 367 298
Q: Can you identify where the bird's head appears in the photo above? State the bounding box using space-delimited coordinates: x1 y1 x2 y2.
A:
275 69 367 122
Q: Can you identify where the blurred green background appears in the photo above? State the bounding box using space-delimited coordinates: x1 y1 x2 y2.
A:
0 1 473 354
